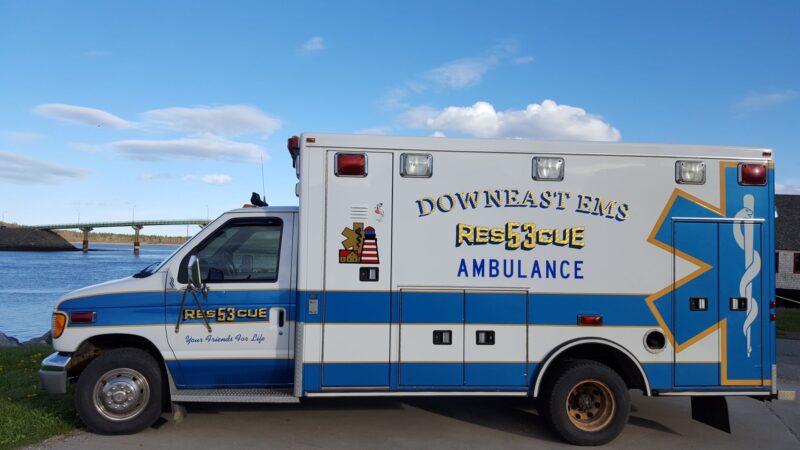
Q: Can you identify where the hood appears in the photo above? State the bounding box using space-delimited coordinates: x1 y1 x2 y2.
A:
57 273 166 309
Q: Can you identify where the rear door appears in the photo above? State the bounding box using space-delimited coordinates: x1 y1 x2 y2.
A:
673 219 763 387
321 151 393 387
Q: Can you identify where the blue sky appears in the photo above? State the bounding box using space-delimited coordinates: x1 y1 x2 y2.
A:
0 1 798 235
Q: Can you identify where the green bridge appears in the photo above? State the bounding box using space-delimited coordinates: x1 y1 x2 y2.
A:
32 219 209 253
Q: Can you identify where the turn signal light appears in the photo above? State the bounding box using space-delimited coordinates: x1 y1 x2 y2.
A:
52 312 67 339
578 314 603 326
771 313 776 322
335 153 367 177
770 300 777 308
70 311 96 323
738 163 767 186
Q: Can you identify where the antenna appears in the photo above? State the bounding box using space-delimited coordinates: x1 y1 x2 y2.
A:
260 153 266 203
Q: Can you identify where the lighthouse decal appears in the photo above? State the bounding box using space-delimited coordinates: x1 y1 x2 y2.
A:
339 222 380 264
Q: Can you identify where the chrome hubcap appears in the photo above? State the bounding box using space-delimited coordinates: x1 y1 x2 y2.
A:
93 368 150 421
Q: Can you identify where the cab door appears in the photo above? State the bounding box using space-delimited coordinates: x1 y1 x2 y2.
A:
165 214 295 388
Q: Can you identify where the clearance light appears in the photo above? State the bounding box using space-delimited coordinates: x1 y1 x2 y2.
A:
533 157 564 181
70 311 96 324
335 153 367 177
676 160 706 184
52 312 67 338
739 163 767 186
400 153 433 178
578 314 603 326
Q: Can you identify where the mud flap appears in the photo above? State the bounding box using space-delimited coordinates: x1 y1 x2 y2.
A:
691 396 730 433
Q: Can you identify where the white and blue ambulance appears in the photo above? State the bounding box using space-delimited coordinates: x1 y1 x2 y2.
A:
39 134 793 445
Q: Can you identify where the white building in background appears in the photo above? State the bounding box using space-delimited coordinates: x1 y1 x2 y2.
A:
776 194 800 295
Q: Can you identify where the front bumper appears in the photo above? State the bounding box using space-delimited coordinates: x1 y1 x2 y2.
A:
38 352 72 394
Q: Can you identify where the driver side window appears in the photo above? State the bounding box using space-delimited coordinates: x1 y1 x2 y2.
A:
195 219 283 283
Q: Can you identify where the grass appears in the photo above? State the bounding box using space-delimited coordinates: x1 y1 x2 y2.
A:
777 308 800 338
0 345 79 450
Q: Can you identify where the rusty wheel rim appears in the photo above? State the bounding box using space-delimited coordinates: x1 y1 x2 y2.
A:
566 379 615 432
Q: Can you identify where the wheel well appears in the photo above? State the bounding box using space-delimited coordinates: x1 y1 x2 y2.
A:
68 334 168 381
535 342 648 396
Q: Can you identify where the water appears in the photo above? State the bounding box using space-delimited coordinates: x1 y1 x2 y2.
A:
0 244 178 340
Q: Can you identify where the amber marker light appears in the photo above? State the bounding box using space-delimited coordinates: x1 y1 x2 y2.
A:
52 312 67 338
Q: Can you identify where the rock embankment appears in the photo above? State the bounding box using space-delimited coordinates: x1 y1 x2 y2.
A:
0 330 52 347
0 227 77 251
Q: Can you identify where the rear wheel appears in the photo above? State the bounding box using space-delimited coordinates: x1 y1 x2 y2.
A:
75 348 163 434
541 360 629 445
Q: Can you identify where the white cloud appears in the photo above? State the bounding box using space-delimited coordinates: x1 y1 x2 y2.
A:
402 100 621 141
200 174 231 185
302 36 325 53
141 105 281 137
139 172 173 181
109 136 266 163
512 56 535 65
425 57 498 89
34 103 133 129
183 174 232 185
736 90 799 111
380 42 530 109
432 131 446 138
0 150 90 184
0 131 43 142
776 183 800 195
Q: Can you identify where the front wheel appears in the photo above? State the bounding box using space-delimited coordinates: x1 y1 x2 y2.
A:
541 360 630 445
75 348 163 434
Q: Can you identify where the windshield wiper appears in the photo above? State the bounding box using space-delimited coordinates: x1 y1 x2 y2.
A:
133 262 159 278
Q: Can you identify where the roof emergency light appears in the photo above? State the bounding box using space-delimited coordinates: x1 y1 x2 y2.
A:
738 163 767 186
533 157 564 181
335 153 367 177
400 153 432 178
675 160 706 184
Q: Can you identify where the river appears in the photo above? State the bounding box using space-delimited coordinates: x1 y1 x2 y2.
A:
0 243 179 340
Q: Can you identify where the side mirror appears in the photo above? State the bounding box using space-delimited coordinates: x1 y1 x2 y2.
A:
187 255 203 289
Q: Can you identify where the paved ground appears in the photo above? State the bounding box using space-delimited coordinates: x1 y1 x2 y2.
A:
37 340 800 450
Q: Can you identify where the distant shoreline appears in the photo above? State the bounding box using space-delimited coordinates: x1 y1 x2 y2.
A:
66 241 182 247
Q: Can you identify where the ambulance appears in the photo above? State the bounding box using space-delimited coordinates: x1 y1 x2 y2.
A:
39 133 794 445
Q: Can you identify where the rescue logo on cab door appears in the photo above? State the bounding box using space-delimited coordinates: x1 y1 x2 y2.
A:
339 222 380 264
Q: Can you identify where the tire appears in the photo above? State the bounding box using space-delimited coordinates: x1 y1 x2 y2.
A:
540 360 630 446
75 348 163 434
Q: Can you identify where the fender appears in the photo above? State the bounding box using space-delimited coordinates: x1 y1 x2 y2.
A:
532 337 651 397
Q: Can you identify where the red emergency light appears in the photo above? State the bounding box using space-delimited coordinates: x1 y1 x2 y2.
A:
287 136 300 168
738 163 767 186
335 153 367 177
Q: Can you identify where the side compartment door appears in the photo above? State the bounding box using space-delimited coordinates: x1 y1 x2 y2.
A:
321 151 393 387
165 215 293 388
399 290 464 386
464 291 528 387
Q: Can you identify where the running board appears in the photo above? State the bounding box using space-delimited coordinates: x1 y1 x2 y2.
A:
171 388 299 403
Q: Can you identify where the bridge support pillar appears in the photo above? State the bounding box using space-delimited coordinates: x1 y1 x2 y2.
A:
132 225 143 254
80 227 93 253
